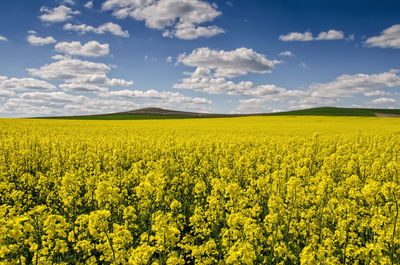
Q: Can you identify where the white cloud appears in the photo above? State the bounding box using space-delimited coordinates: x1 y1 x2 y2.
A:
0 88 212 117
177 47 281 78
174 48 400 112
59 83 109 92
234 89 316 113
55 41 110 57
85 1 94 8
0 77 16 97
27 57 133 87
0 90 15 98
309 70 400 98
174 47 309 112
61 0 75 5
279 31 313 41
0 76 56 91
369 97 396 104
364 90 389 97
173 67 301 98
100 89 212 112
0 91 140 117
39 5 80 23
166 56 173 63
0 35 7 41
63 22 129 37
26 35 56 46
101 89 169 99
365 24 400 49
101 0 224 39
51 54 71 61
163 23 224 40
279 50 294 57
315 30 344 40
299 62 309 69
234 98 276 113
100 89 211 105
233 70 400 113
279 29 344 41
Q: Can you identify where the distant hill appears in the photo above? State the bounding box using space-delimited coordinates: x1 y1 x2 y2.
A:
36 108 244 120
266 107 400 117
111 107 243 118
34 107 400 120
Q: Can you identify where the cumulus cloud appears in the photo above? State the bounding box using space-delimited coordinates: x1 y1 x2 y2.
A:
0 88 212 117
163 23 224 40
61 0 75 5
279 31 313 41
55 41 110 57
0 77 16 97
364 90 390 97
308 70 400 98
26 34 56 46
177 47 281 78
27 57 133 87
101 0 224 39
0 90 15 98
166 56 173 63
174 47 309 111
63 22 129 37
100 89 211 105
234 94 342 113
39 5 80 23
84 1 93 8
369 97 397 104
173 67 302 98
59 83 109 92
315 30 344 40
279 50 294 57
365 24 400 49
175 47 400 112
279 29 344 41
0 35 7 41
0 91 139 117
233 70 400 113
0 76 56 91
101 89 212 112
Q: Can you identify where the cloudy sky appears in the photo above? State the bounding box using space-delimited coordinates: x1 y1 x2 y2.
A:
0 0 400 117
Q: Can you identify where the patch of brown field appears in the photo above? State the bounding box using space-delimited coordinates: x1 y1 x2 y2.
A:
374 113 400 118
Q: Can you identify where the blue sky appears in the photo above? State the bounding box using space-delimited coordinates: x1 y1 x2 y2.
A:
0 0 400 117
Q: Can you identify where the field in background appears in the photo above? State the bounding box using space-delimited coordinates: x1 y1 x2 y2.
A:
267 107 400 117
32 107 400 120
37 114 187 120
1 116 400 264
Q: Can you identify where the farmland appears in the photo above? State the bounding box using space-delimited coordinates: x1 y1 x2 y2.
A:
33 107 400 120
1 116 400 264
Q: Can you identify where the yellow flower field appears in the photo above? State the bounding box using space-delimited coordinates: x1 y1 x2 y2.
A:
1 116 400 264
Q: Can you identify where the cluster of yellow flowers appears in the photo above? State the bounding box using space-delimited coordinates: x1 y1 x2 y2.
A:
0 116 399 264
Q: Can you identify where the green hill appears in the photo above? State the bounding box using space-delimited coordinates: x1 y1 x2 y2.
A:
33 107 400 120
267 107 400 117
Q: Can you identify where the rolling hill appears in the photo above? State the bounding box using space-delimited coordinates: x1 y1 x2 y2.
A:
34 107 400 120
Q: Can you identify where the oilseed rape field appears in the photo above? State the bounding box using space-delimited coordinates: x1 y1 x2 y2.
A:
1 116 400 265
